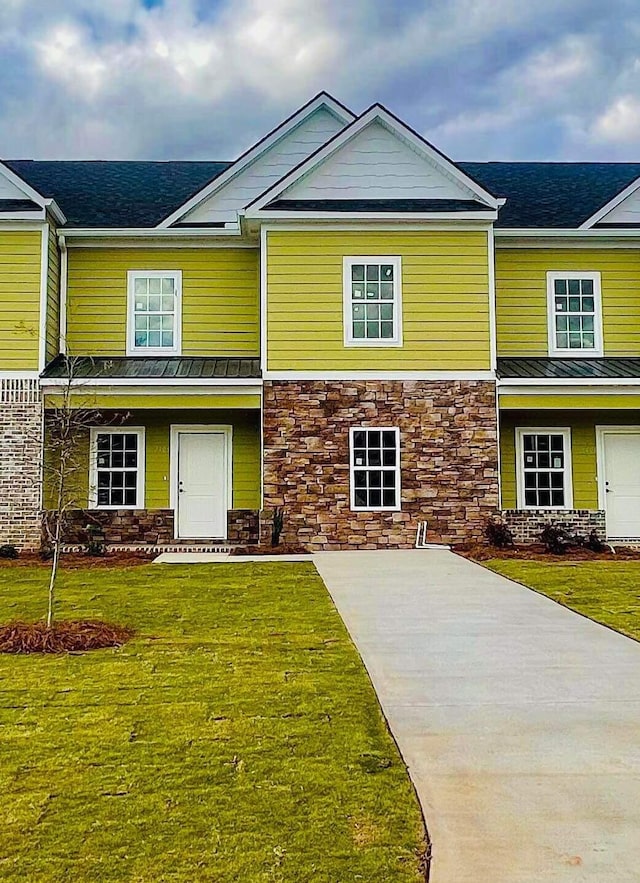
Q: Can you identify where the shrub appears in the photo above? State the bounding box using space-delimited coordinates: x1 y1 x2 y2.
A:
84 524 106 557
271 507 284 547
0 544 19 560
539 523 573 555
585 530 607 553
484 517 514 548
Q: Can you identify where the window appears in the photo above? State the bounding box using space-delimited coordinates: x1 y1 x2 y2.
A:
516 428 572 509
127 270 181 355
89 428 145 509
547 272 602 356
343 257 402 346
349 427 401 511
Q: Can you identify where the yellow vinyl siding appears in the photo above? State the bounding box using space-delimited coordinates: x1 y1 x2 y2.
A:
500 410 640 509
45 224 60 363
66 248 259 356
500 393 640 410
44 409 260 510
44 393 261 410
266 230 491 370
0 229 42 369
496 248 640 356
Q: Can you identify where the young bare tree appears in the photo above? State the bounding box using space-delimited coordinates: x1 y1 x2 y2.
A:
41 355 104 627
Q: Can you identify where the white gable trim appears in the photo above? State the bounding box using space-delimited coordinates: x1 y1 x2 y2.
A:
245 104 499 216
0 161 47 206
0 161 66 224
579 176 640 229
157 93 355 229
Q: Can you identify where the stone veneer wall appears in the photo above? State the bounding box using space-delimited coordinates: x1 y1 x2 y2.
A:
0 381 43 551
502 509 606 544
262 380 499 549
47 508 259 546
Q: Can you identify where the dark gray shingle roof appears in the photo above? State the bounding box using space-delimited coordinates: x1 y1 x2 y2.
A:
5 160 230 228
42 355 261 380
461 162 640 228
6 158 640 229
498 357 640 380
266 198 494 213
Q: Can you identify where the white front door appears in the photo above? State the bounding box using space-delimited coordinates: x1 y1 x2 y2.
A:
176 431 228 538
601 430 640 539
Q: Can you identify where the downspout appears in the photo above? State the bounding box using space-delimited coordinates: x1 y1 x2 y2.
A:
58 234 67 354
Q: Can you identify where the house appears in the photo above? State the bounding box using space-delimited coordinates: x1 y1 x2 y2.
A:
1 92 640 551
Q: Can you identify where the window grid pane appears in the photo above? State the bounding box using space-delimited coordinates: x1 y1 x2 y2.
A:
350 262 396 341
553 278 596 350
352 428 399 510
132 275 176 350
521 433 566 508
95 433 139 507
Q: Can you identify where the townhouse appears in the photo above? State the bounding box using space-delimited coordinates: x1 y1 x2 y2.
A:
1 93 639 550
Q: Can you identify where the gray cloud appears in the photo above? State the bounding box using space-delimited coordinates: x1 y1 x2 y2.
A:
1 0 639 161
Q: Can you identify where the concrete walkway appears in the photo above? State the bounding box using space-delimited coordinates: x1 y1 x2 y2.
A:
314 550 640 882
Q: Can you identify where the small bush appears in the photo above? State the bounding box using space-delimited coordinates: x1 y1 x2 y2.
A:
0 544 19 560
539 523 573 555
84 524 106 557
585 529 607 553
484 517 514 548
271 507 284 547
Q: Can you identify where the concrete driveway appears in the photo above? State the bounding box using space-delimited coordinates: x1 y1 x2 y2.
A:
314 550 640 882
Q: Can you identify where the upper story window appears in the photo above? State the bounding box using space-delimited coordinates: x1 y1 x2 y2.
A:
127 270 182 356
547 272 602 357
343 257 402 347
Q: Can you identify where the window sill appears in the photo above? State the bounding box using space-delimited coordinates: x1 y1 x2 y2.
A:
548 350 604 359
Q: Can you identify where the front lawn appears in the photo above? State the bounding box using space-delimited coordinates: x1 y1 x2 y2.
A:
0 562 426 882
486 559 640 642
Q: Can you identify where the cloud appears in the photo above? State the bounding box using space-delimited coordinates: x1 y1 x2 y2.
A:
1 0 640 160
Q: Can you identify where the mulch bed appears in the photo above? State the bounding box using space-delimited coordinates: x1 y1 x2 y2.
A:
230 544 311 556
456 542 640 563
0 552 151 569
0 620 135 654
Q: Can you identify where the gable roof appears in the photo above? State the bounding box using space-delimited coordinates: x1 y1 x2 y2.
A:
245 104 499 215
159 92 355 228
5 160 230 228
461 161 640 228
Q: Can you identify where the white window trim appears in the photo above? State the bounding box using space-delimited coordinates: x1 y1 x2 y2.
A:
349 426 401 512
515 427 573 510
343 256 403 348
89 427 146 510
127 269 182 356
546 271 603 358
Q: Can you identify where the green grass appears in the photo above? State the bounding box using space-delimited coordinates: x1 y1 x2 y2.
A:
0 562 425 882
486 559 640 642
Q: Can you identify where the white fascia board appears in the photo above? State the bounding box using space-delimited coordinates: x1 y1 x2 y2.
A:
248 211 498 223
0 210 46 221
264 370 495 381
0 160 48 206
245 104 500 215
578 176 640 229
44 199 66 225
498 379 640 391
0 370 40 380
495 228 640 239
40 377 262 390
157 93 356 229
62 226 242 239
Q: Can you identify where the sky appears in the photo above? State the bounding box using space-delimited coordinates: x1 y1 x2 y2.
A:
1 0 640 162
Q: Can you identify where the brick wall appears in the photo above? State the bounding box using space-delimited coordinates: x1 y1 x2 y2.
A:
262 380 499 549
502 509 606 544
0 396 43 550
44 507 259 546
